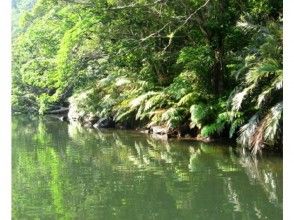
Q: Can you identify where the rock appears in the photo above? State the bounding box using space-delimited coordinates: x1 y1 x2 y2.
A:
150 126 169 135
150 133 168 140
68 107 83 122
196 134 214 142
59 115 68 122
68 102 99 126
83 122 93 128
83 114 99 125
149 125 178 138
177 123 197 138
139 129 150 134
93 117 115 129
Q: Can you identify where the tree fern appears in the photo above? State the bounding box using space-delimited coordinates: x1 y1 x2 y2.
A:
144 92 167 112
190 103 211 128
177 92 198 107
161 107 187 128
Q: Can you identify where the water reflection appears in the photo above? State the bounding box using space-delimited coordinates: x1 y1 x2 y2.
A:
237 150 282 207
12 116 282 219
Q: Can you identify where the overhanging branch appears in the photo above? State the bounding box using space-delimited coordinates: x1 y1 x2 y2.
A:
110 0 164 10
163 0 210 51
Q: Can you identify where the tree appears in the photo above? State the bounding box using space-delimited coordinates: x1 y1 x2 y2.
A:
12 0 283 153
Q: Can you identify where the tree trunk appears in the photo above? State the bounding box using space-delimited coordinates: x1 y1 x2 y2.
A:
211 33 225 95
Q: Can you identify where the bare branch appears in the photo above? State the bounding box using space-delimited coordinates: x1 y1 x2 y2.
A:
110 0 164 10
140 22 171 42
163 0 210 51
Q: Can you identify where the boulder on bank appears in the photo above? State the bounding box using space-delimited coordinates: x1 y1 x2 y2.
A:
149 124 198 139
68 106 84 122
150 133 169 140
68 102 98 126
177 123 197 138
149 125 178 138
93 117 115 129
196 134 213 142
150 126 169 135
83 114 99 126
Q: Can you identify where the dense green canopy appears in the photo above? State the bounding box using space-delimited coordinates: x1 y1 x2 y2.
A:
12 0 282 153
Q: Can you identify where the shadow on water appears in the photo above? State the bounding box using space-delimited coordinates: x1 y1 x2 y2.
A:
12 116 282 220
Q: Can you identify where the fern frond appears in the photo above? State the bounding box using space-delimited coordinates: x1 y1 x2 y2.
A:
245 59 280 84
237 114 259 148
144 92 167 112
201 121 225 137
264 102 282 145
190 103 209 128
115 109 134 122
161 107 187 128
257 87 272 108
177 92 198 107
115 77 131 87
129 91 157 109
231 84 254 111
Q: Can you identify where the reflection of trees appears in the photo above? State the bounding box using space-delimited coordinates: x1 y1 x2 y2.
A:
237 150 282 208
108 136 282 219
186 144 282 219
13 116 282 219
13 116 70 219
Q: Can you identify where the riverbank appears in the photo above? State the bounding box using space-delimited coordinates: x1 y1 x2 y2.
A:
41 105 282 156
14 104 282 155
49 107 227 143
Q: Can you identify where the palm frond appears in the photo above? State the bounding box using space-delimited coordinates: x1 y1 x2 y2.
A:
231 85 254 111
264 102 282 145
237 114 259 148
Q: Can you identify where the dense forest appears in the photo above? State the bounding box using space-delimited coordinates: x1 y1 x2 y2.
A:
12 0 283 154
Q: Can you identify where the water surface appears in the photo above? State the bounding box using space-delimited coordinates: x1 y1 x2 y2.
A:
12 116 282 219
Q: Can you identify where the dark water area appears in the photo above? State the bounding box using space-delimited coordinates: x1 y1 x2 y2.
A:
12 116 282 219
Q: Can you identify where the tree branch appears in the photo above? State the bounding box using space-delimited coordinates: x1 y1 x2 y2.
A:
110 0 164 10
140 22 171 42
163 0 210 51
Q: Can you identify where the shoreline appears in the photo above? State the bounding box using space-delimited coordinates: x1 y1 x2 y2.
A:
12 112 283 155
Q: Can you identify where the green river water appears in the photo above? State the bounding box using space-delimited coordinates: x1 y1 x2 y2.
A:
12 116 282 219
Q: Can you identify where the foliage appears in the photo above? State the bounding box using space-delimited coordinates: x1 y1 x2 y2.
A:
230 21 282 153
12 0 283 153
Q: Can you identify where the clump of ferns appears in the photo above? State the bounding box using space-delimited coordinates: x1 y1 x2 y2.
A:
229 22 282 154
69 71 155 121
189 97 244 138
127 90 173 127
115 71 200 128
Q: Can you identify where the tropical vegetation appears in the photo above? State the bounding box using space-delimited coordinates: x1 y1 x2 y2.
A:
12 0 283 153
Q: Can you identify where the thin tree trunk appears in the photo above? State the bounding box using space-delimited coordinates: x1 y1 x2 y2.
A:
212 45 224 95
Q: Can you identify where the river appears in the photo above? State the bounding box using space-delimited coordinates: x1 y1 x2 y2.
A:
12 116 282 219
